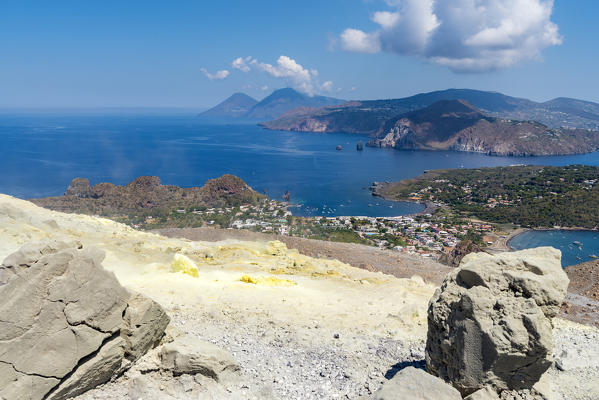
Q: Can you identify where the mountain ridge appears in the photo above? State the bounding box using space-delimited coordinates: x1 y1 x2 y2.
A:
261 88 599 134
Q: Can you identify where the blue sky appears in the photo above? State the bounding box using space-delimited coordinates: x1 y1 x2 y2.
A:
2 0 598 108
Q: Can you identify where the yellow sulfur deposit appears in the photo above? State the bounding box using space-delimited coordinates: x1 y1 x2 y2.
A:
0 194 439 343
171 254 199 277
239 274 297 287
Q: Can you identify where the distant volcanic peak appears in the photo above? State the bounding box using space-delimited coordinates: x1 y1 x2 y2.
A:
268 87 305 100
199 92 259 120
230 92 258 101
244 88 345 120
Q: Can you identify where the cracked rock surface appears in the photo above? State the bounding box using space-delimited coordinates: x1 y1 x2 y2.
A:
426 248 569 396
0 240 170 400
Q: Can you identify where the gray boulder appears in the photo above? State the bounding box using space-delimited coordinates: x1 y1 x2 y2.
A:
464 387 501 400
158 336 240 380
426 248 569 396
0 240 170 400
373 367 462 400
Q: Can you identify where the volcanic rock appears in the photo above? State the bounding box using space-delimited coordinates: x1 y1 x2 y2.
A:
31 174 265 216
158 336 240 380
90 182 117 198
438 239 485 268
373 367 462 400
0 240 170 400
65 177 92 198
426 248 569 395
463 387 501 400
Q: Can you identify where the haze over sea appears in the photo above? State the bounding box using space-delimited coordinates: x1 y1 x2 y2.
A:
4 113 599 220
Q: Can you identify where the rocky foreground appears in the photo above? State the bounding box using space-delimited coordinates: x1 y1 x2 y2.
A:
0 194 598 399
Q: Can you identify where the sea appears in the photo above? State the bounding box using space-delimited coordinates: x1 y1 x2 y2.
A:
508 230 599 268
2 113 599 262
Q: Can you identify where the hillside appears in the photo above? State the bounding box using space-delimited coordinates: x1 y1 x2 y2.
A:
366 100 599 156
30 174 267 227
261 88 599 134
198 92 258 121
372 165 599 229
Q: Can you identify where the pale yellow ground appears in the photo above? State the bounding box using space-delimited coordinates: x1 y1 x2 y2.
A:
0 194 435 343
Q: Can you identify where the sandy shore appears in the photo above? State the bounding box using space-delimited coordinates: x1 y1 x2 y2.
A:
486 227 529 252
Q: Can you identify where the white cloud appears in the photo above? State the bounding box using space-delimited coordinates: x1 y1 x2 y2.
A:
340 28 380 53
226 55 341 95
232 56 255 72
340 0 562 72
258 55 320 95
321 81 334 92
371 11 399 29
200 68 230 80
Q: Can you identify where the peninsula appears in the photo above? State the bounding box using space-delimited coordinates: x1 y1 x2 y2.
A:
372 165 599 229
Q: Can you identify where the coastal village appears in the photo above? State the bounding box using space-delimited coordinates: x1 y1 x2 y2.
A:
178 198 495 261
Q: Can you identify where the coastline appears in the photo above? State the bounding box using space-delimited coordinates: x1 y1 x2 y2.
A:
487 227 529 252
506 226 599 250
370 181 437 216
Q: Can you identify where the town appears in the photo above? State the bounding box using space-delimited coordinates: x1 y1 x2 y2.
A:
166 198 496 260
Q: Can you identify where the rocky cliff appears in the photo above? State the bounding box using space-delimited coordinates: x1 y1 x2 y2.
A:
366 100 599 156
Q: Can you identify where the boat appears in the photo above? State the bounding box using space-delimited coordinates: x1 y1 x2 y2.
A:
573 241 583 248
589 255 598 259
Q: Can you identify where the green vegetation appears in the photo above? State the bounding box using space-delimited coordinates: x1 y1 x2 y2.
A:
381 165 599 229
286 217 368 244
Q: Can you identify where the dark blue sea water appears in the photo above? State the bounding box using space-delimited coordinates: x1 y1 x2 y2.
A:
2 114 599 218
509 230 599 268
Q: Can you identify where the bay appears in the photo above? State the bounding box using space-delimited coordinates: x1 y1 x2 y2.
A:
508 230 599 268
2 114 599 218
